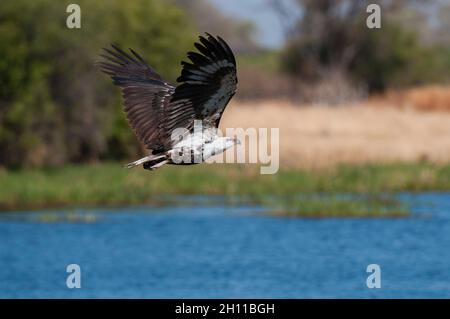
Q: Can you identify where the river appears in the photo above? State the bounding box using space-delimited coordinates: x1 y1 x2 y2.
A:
0 193 449 298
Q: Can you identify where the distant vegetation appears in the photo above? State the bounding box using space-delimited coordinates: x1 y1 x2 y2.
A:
1 0 450 168
241 0 450 103
1 162 449 214
0 0 196 168
268 194 408 218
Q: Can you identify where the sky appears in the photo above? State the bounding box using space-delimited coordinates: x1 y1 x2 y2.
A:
209 0 299 49
209 1 449 49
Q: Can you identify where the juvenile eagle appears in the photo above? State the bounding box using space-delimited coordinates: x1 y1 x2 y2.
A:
98 33 239 170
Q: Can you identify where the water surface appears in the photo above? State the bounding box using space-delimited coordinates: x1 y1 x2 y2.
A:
0 193 449 298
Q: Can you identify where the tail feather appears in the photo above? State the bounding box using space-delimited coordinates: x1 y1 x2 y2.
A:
125 154 166 169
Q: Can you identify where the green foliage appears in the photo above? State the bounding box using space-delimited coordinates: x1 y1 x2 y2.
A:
348 23 429 91
0 162 449 212
0 0 196 167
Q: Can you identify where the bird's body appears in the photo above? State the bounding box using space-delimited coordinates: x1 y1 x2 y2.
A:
125 129 236 169
98 33 238 170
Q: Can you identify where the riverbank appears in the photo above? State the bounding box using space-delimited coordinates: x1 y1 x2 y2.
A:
1 162 449 215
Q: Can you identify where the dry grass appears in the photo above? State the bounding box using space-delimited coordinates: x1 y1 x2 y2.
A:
371 85 450 111
219 96 450 168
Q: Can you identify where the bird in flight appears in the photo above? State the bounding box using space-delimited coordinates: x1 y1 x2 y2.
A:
98 33 239 170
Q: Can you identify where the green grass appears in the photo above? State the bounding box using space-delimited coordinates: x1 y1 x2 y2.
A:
0 161 449 214
266 194 408 218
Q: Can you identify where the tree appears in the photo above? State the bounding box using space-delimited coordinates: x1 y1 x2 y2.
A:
272 0 450 93
0 0 197 167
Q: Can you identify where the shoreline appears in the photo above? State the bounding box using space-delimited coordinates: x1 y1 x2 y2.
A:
1 162 449 216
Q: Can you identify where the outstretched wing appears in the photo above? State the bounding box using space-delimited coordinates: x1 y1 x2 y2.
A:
171 33 237 128
97 34 237 151
97 45 196 152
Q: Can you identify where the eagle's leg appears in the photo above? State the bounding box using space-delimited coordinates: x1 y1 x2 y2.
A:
143 158 168 170
125 154 166 169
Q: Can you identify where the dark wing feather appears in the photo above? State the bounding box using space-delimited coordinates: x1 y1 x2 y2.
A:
170 33 237 128
97 45 195 152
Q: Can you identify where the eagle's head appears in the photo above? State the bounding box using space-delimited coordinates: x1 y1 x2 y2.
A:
227 136 241 148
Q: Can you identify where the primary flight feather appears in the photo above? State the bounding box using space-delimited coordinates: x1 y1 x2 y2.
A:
97 33 239 170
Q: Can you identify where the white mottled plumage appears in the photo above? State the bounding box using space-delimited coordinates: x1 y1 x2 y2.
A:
168 129 238 164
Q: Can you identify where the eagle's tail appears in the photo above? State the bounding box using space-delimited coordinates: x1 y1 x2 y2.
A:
124 154 167 169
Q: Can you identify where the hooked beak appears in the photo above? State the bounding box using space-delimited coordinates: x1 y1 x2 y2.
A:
233 137 241 145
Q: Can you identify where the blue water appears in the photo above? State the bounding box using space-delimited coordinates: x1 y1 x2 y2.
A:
0 193 450 298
